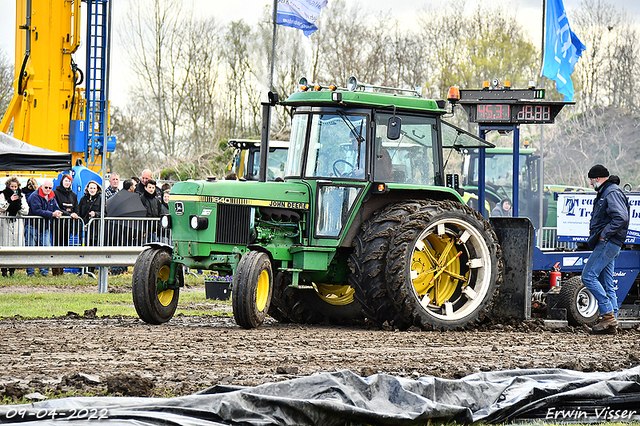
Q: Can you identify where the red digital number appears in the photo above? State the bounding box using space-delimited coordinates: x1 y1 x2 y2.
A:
478 104 510 121
477 104 486 119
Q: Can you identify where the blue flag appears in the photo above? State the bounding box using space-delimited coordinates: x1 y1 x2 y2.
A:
276 0 328 37
541 0 586 102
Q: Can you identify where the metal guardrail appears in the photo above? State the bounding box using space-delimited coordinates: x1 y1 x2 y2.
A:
537 227 577 251
0 216 170 268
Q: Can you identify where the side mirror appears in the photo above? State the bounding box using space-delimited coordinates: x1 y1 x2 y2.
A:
387 116 401 140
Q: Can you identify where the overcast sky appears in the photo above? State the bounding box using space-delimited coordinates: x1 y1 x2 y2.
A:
1 0 639 106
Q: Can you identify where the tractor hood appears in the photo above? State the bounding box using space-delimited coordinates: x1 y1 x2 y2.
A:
170 180 310 210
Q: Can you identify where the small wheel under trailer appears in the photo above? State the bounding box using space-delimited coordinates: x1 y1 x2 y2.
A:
558 275 599 326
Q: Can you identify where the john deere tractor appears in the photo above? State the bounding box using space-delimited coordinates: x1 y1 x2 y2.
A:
132 77 503 330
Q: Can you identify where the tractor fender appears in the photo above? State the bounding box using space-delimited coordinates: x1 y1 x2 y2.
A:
247 245 276 268
142 241 173 253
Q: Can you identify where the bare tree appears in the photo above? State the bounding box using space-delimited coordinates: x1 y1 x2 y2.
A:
544 107 640 186
120 0 191 160
573 0 624 109
221 20 254 138
108 104 161 177
0 48 13 118
181 17 223 156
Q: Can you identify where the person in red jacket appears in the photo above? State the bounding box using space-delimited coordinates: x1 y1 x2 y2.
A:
26 179 63 277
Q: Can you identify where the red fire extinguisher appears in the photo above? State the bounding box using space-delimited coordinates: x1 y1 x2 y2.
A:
550 262 561 288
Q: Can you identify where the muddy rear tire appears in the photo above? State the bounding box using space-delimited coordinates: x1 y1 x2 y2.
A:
386 200 501 330
232 251 273 329
348 203 420 329
558 275 599 326
132 248 182 325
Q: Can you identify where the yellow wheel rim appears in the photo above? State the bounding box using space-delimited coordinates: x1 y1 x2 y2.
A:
256 269 270 312
411 230 466 307
314 283 355 306
156 264 174 307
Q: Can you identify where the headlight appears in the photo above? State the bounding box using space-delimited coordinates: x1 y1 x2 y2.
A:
189 215 208 230
160 215 171 229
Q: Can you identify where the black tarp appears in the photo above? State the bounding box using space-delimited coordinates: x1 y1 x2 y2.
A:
0 131 72 171
1 367 640 425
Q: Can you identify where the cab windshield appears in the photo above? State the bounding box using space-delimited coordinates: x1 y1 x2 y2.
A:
285 112 367 179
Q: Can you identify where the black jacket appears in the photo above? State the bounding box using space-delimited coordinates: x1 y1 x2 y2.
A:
140 191 162 218
135 182 161 197
588 177 630 249
79 188 102 224
1 187 25 216
54 185 79 217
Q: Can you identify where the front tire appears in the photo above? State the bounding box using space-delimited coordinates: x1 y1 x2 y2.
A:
232 251 273 329
132 248 182 324
386 200 501 330
558 275 599 326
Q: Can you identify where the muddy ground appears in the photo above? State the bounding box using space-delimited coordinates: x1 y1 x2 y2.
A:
1 285 640 401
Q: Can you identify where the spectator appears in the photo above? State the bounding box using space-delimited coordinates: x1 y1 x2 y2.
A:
140 178 162 243
161 182 172 193
0 177 29 277
491 198 512 217
26 179 63 277
79 181 102 246
105 173 120 201
22 178 38 200
52 174 80 276
160 190 170 216
135 169 160 197
122 179 135 192
139 178 162 218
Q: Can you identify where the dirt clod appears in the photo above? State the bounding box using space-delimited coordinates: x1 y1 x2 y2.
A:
106 373 154 396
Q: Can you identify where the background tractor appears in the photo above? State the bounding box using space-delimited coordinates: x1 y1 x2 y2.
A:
133 77 510 330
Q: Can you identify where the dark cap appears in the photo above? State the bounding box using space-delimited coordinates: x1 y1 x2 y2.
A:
588 164 609 179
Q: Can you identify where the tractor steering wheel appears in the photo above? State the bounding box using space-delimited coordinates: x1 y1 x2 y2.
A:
333 159 354 177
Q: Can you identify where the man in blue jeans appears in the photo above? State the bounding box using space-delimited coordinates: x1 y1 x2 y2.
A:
26 179 63 277
582 164 629 334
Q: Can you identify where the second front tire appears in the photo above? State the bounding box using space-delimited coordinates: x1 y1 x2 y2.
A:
232 251 273 329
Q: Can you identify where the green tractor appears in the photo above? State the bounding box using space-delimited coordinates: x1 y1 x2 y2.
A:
132 77 504 330
227 139 289 181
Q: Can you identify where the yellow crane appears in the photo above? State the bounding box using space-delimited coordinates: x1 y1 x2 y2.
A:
1 0 114 175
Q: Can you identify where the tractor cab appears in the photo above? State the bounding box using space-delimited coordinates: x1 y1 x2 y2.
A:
281 86 494 240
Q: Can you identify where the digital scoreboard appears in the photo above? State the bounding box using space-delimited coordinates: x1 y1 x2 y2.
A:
472 103 557 124
458 87 571 125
